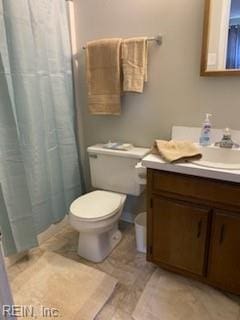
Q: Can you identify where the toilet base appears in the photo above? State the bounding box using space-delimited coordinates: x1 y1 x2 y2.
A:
77 222 122 262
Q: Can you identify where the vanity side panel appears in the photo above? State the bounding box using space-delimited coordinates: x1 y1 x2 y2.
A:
146 169 154 262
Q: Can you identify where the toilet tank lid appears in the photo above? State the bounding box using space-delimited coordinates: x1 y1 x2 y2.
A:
87 144 150 159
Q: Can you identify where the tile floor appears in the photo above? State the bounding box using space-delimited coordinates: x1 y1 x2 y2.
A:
7 221 240 320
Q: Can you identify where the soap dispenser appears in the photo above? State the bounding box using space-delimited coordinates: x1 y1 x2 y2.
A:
199 113 212 146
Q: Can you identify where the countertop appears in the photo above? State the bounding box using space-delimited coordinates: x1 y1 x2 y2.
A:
142 154 240 184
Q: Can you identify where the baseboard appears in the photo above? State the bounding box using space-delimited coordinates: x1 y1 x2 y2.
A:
120 211 135 224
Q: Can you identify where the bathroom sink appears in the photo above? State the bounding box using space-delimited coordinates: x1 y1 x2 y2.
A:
191 145 240 170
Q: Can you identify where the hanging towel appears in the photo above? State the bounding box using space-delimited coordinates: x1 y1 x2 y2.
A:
152 140 202 163
86 38 122 115
121 37 148 93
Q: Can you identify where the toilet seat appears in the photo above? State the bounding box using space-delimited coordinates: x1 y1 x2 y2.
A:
70 190 125 222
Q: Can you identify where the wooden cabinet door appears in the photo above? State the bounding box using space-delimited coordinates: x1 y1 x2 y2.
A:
208 211 240 293
150 196 209 276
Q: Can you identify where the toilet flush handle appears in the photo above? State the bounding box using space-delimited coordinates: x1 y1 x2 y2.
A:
135 161 147 185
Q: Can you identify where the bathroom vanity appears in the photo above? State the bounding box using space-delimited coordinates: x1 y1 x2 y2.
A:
142 153 240 295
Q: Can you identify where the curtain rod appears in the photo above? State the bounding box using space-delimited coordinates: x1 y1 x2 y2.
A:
82 34 162 49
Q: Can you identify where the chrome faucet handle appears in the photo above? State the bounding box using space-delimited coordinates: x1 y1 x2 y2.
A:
223 127 231 137
215 128 239 149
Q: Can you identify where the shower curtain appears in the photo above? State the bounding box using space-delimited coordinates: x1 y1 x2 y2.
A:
226 25 240 69
0 0 83 256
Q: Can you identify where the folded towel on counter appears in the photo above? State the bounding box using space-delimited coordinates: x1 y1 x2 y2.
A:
152 140 202 163
86 38 122 115
121 37 148 93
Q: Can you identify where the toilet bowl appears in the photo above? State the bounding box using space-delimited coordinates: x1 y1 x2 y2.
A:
69 190 126 262
69 144 149 262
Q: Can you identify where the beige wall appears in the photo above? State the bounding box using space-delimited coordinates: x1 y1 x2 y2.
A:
73 0 240 149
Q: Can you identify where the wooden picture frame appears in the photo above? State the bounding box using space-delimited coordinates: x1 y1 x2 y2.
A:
200 0 240 76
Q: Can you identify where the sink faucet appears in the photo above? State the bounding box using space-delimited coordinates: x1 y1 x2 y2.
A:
215 128 239 149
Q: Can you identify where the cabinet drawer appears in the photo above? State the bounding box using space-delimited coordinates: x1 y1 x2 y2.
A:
152 170 240 207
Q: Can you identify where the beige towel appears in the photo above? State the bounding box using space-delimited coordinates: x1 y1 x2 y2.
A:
152 140 202 163
121 37 148 93
86 38 122 115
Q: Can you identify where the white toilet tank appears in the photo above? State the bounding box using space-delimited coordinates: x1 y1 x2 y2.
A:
88 145 150 196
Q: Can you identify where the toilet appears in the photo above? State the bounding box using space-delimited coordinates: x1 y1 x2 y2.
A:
69 144 149 262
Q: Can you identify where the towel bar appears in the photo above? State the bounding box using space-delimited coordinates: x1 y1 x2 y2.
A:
82 34 162 49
